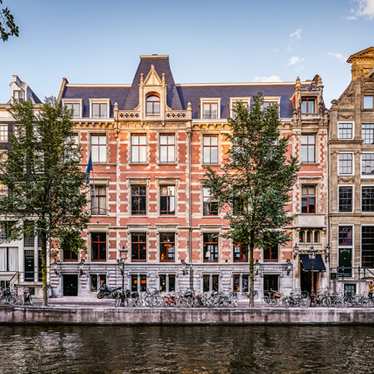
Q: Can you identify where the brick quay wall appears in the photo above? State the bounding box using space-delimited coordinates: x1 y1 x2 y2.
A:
1 306 374 325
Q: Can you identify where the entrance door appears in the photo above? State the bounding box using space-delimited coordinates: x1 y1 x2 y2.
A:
63 274 78 296
263 274 279 297
338 248 352 277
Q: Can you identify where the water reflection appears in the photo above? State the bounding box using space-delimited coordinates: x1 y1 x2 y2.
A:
1 325 374 373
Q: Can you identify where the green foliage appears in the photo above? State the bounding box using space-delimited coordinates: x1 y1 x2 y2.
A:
0 101 89 303
0 0 19 42
205 95 299 249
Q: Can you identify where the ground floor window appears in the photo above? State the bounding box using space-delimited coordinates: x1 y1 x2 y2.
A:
159 274 176 292
263 274 279 297
0 247 18 272
362 226 374 268
233 274 249 293
90 274 107 292
344 283 356 296
338 248 352 277
131 274 147 292
203 274 219 292
0 280 10 289
24 249 34 281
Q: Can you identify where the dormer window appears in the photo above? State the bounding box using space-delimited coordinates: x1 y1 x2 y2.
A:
90 99 110 119
146 94 160 116
301 97 316 114
201 99 220 120
12 89 24 102
64 102 81 118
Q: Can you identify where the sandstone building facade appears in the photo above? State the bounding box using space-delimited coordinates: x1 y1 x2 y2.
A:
329 47 374 296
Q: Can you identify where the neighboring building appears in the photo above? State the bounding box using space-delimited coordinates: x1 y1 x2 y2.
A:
52 54 329 299
329 47 374 296
0 75 42 294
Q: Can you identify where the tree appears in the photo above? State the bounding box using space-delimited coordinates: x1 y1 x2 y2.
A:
0 0 19 42
0 101 89 306
204 96 299 307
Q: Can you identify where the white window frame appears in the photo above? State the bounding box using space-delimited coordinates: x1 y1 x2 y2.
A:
361 184 374 213
338 152 354 176
338 224 354 275
130 133 148 164
159 133 176 164
62 99 83 119
337 121 354 140
89 98 110 119
230 97 250 118
337 184 354 213
262 96 281 116
200 98 221 120
202 133 219 165
158 273 177 293
90 183 108 216
0 124 8 142
232 273 249 293
363 95 374 110
90 133 107 163
361 152 374 178
362 123 374 145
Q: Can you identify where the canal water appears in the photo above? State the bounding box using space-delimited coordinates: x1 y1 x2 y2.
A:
1 325 374 373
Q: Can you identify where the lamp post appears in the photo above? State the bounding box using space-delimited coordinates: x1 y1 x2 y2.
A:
117 246 128 306
309 245 317 297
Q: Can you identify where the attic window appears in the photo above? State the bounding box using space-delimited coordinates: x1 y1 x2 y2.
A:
12 90 24 102
301 97 316 114
146 95 160 116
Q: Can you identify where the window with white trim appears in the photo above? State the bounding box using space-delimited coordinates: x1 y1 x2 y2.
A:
146 95 160 116
131 134 147 163
203 135 218 164
90 134 107 163
338 225 353 277
338 186 353 212
338 153 353 175
230 98 249 118
338 122 353 140
64 102 81 118
362 186 374 212
91 101 109 118
362 153 374 177
202 101 219 119
362 226 374 268
363 96 374 110
203 274 219 292
0 247 18 272
300 135 316 163
0 124 8 142
90 185 107 215
233 273 249 293
301 97 316 114
362 124 374 144
159 134 175 163
159 274 176 292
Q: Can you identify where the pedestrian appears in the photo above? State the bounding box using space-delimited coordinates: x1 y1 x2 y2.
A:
368 280 374 299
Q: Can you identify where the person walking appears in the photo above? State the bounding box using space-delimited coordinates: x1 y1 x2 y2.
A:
368 280 374 300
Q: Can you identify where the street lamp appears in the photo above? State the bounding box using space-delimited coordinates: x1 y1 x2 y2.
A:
309 245 317 297
117 246 128 306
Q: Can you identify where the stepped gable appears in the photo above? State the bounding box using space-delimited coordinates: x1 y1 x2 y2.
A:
124 54 183 110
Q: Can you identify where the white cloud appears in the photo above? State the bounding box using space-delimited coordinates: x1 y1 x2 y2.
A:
288 56 304 66
349 0 374 19
289 28 303 40
328 52 346 61
358 0 374 18
254 75 282 82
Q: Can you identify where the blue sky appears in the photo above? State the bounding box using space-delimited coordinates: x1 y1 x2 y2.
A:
0 0 373 104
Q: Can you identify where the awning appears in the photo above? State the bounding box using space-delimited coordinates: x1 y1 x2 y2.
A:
300 254 326 272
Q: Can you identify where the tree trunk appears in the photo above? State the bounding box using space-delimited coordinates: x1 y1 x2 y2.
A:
40 231 48 306
248 231 255 308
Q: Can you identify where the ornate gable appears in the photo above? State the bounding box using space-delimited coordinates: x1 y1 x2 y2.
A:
347 47 374 80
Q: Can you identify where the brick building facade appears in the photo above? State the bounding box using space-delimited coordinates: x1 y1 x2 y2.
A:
49 55 329 299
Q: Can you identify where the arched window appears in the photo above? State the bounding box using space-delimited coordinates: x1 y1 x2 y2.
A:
146 94 160 116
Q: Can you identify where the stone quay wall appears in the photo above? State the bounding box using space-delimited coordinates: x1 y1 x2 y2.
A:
1 306 374 325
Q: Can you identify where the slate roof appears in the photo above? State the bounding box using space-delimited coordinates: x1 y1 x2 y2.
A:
61 55 297 119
